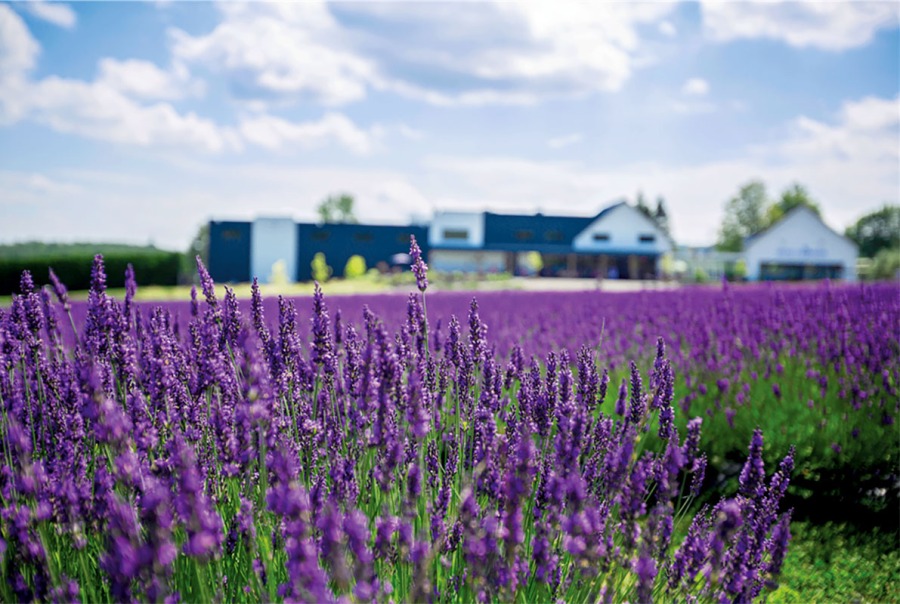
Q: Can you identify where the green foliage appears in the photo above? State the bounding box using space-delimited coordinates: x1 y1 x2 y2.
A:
765 183 821 225
675 349 898 506
634 190 653 218
310 252 332 283
317 193 358 224
867 247 900 280
524 251 543 273
717 180 768 251
0 250 182 295
772 522 900 603
343 254 367 279
846 205 900 259
0 241 167 260
269 260 290 285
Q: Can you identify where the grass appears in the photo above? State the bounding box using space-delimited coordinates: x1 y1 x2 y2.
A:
773 521 900 603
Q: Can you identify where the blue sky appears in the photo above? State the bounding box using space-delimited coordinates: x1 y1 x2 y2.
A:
1 1 897 249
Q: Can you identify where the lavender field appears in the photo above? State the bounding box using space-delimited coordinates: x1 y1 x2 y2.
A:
0 250 897 602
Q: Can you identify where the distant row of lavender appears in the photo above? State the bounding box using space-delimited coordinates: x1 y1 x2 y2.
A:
0 248 797 603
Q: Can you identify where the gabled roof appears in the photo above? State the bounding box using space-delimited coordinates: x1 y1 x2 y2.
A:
743 205 858 251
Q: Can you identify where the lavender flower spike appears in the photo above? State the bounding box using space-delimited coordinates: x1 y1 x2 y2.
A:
409 235 428 292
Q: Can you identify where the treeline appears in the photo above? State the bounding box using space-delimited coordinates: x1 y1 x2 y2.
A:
0 243 182 295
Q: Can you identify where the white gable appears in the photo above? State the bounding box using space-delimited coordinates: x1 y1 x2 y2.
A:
429 211 485 248
743 206 858 280
572 203 673 254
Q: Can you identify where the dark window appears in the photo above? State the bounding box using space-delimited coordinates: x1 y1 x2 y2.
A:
443 229 469 241
639 234 656 243
222 229 242 240
593 233 610 242
397 233 412 244
544 229 564 242
312 231 330 242
353 232 373 243
515 229 534 241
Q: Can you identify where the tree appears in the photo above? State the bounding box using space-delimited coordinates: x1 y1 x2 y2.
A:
765 183 821 226
717 180 768 252
311 252 332 282
845 205 900 258
634 190 653 219
654 196 670 235
317 194 358 224
343 255 367 279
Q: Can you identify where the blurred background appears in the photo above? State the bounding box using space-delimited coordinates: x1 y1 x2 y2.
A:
0 1 898 295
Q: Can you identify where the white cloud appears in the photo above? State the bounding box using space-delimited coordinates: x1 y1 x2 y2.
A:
658 20 677 37
701 1 899 51
168 1 679 108
681 77 709 96
20 1 77 29
547 133 584 149
396 124 424 141
97 58 202 101
169 2 377 106
27 76 241 152
0 6 239 153
239 112 378 154
0 4 38 76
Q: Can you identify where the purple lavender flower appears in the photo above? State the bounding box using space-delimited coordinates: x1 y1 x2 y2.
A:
409 235 429 292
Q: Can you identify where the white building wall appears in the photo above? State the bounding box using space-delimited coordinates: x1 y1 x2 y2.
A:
428 212 485 248
429 249 505 273
743 207 858 281
251 217 298 283
572 204 672 254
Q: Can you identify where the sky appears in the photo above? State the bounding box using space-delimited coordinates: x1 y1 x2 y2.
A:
0 1 898 251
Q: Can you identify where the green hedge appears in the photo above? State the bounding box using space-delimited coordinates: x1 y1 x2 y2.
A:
0 251 183 295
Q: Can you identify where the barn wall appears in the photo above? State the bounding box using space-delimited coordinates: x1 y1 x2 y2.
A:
208 221 251 283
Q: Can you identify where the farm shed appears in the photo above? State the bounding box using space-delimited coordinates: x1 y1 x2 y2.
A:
295 223 429 281
208 217 427 283
743 206 858 281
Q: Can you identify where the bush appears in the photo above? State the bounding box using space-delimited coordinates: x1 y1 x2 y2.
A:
0 250 182 295
311 252 332 283
343 255 367 279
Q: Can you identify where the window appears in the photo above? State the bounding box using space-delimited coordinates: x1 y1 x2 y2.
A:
222 229 242 240
544 230 564 242
639 234 656 243
396 232 412 244
353 232 374 243
443 229 469 241
593 233 610 242
312 231 330 242
515 229 534 241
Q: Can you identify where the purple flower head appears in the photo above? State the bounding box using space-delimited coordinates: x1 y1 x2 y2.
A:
409 235 429 292
614 377 628 417
195 255 217 308
738 428 766 500
48 268 70 311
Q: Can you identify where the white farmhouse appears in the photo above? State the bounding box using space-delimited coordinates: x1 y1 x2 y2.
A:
743 206 858 281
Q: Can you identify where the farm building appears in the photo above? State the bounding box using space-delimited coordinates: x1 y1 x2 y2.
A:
208 217 427 283
207 201 674 283
743 206 858 281
429 202 673 278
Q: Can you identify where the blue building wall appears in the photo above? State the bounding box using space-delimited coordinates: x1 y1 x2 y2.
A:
208 221 251 283
483 212 593 253
296 223 429 281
